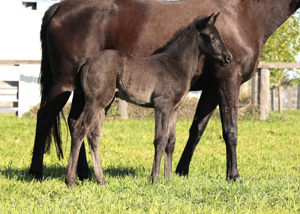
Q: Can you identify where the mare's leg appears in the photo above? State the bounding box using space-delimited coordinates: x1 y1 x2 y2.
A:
218 82 240 181
29 83 71 180
176 90 218 176
164 110 178 178
65 103 101 187
87 109 106 185
68 89 91 180
152 101 173 182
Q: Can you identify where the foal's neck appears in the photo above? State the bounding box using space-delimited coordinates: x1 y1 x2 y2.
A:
157 27 201 79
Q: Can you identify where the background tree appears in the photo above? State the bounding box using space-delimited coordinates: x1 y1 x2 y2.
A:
260 13 300 113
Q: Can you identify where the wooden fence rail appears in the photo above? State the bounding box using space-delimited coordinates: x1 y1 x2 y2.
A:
0 60 41 65
258 62 300 69
255 62 300 120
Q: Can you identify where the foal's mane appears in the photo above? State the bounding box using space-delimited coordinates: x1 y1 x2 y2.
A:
152 16 205 55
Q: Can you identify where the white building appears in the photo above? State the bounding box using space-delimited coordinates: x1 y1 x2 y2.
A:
22 0 61 11
0 0 60 115
0 0 60 60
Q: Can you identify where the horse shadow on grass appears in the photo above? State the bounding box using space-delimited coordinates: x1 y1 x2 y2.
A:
0 164 140 183
103 165 138 177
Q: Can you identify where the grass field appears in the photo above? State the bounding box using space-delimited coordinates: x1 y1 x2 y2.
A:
0 110 299 213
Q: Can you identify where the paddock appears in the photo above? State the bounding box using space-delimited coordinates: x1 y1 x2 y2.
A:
0 111 299 212
0 0 299 212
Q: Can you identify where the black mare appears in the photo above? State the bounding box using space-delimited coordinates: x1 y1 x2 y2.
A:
65 14 231 186
30 0 300 182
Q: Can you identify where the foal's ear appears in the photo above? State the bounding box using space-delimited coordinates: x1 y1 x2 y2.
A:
210 12 220 25
196 13 214 30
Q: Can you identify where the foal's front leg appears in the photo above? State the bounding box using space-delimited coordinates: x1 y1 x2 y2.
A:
164 110 178 178
152 104 172 182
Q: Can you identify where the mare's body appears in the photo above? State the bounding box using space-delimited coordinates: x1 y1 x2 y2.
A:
30 0 300 181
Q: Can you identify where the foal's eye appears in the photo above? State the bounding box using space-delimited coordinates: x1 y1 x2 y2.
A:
201 33 214 43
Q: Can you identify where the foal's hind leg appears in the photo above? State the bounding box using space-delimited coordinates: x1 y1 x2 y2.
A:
65 103 101 187
87 109 106 185
68 89 91 180
164 110 178 178
30 84 71 180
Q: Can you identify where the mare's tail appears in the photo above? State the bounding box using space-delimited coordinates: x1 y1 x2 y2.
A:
39 3 64 159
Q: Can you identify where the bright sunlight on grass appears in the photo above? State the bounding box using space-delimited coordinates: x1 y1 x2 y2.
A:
0 111 299 213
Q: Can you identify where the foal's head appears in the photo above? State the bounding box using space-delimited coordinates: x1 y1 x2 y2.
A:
195 13 232 66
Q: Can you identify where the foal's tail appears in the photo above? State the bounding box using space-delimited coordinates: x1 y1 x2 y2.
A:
77 60 90 92
39 3 64 159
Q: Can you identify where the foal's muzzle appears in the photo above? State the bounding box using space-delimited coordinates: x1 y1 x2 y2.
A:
221 52 232 66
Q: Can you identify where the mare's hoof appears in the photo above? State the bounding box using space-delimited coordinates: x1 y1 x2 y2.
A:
175 167 189 177
29 168 43 181
77 170 91 181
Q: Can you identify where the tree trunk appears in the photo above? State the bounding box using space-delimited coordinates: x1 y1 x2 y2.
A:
118 99 128 119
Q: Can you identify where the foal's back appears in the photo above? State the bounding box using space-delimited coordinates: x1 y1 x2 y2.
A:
84 49 187 108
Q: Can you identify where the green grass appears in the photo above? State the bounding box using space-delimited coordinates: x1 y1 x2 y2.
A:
0 111 299 213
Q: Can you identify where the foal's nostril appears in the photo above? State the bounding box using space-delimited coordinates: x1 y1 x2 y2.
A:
225 55 232 64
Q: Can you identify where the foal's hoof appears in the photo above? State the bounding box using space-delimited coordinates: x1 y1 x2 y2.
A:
65 177 76 188
96 180 107 186
151 176 160 184
227 174 241 182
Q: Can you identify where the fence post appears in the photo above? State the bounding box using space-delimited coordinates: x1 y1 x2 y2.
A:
251 72 259 107
259 68 270 120
270 87 275 111
118 100 128 119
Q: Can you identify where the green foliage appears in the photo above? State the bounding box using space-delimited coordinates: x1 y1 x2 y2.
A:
260 14 300 86
0 111 299 213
